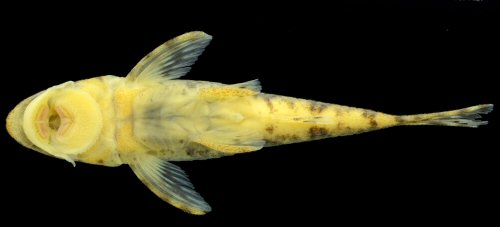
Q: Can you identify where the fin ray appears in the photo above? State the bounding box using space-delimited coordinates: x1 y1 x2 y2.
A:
127 154 211 215
126 31 212 82
398 104 493 128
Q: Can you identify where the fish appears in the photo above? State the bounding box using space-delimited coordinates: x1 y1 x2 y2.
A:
6 31 493 215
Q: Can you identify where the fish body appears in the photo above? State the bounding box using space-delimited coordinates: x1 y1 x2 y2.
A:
6 32 493 215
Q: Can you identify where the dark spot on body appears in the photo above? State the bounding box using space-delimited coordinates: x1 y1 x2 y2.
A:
274 134 301 143
264 139 281 146
337 122 344 129
274 135 286 142
97 159 104 164
179 139 184 143
362 110 376 118
310 102 328 114
395 116 405 124
265 125 275 134
293 117 302 121
143 105 163 120
147 150 157 155
264 97 274 112
158 149 172 155
309 126 329 138
286 100 295 109
186 145 214 158
186 147 195 156
362 110 378 128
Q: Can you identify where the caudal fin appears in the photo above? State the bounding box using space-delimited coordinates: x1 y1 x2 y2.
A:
398 104 493 128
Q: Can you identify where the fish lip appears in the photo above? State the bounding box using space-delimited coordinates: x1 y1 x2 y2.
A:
7 82 79 158
6 91 51 156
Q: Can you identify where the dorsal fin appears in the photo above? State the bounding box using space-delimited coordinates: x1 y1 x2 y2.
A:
126 31 212 83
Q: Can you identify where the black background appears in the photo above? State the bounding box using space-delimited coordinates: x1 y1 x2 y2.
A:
1 1 498 225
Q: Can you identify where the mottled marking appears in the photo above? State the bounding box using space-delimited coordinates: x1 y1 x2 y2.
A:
186 147 196 156
362 110 376 118
394 116 405 124
265 125 275 134
159 148 172 155
310 102 328 114
142 105 163 120
147 150 157 155
362 110 378 128
185 145 215 158
309 126 329 138
264 139 280 146
293 117 302 121
336 122 344 129
264 97 274 112
286 100 295 109
274 134 300 143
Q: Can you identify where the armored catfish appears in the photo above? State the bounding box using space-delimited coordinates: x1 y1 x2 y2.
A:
6 31 493 215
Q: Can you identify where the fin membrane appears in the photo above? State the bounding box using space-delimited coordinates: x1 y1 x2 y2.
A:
126 31 212 82
128 154 211 215
399 104 494 128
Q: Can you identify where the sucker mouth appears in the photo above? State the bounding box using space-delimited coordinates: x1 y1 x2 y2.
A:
48 110 61 131
53 106 72 136
37 105 74 140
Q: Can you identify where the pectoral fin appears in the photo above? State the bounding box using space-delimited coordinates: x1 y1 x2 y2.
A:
126 31 212 82
127 154 211 215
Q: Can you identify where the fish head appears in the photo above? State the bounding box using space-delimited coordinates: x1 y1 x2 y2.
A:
6 81 103 166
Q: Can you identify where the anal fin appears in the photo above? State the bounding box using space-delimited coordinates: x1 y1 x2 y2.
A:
127 154 211 215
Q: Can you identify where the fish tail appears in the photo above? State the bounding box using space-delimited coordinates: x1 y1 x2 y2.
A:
396 104 493 128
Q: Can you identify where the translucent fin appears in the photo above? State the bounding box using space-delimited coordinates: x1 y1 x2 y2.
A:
232 79 262 92
398 104 493 128
199 79 261 99
127 154 211 215
126 31 212 82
